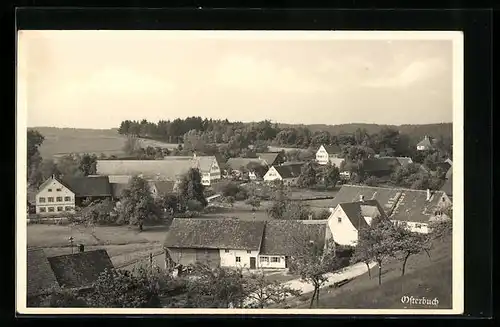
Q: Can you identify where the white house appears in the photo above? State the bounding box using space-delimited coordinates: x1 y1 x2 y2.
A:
416 136 434 151
326 197 385 246
263 164 303 186
35 176 75 215
316 144 342 165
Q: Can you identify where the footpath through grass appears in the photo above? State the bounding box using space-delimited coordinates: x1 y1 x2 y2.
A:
278 234 452 309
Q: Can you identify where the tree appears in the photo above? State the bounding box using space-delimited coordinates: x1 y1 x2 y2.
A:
57 154 84 178
184 264 249 308
84 268 162 308
245 270 302 308
283 202 314 220
393 226 431 276
178 168 207 207
226 196 235 208
80 199 116 226
355 217 398 285
320 162 340 188
27 130 45 187
123 136 141 155
267 183 290 219
79 153 97 176
118 176 160 228
290 236 339 308
245 196 261 212
37 287 87 308
297 161 318 188
350 241 373 279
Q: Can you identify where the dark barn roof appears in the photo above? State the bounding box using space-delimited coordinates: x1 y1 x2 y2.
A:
274 163 303 179
47 249 114 289
27 248 60 297
337 199 387 230
164 218 266 251
260 220 327 256
322 144 342 154
62 176 112 197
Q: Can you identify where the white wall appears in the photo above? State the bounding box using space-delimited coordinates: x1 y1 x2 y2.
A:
263 167 282 182
209 160 221 181
202 172 211 186
316 146 330 165
392 220 429 234
258 255 287 269
219 249 260 269
327 206 360 246
36 179 75 215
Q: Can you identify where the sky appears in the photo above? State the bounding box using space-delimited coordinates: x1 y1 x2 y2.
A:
18 31 457 129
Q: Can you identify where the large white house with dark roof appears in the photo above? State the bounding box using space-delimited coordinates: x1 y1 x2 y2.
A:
316 144 342 165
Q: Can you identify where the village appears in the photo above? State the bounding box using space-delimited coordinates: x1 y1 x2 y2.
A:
26 125 454 309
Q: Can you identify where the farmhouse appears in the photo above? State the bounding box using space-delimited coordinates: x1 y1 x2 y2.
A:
316 144 342 165
35 176 76 215
326 198 388 246
330 185 452 234
62 176 113 206
148 180 177 199
163 218 331 271
164 219 266 270
416 135 435 151
256 152 286 167
263 163 304 186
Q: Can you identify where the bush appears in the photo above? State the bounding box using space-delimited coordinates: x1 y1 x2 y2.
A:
221 182 242 197
187 200 204 212
175 211 201 218
235 190 249 201
314 209 331 220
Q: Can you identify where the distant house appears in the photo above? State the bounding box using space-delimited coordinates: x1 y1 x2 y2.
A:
27 248 61 306
416 136 435 151
361 157 401 179
263 163 304 186
163 218 331 271
327 198 387 246
226 157 268 179
164 219 266 270
35 175 76 216
316 144 342 165
148 180 177 199
330 185 452 234
47 249 114 292
256 152 286 167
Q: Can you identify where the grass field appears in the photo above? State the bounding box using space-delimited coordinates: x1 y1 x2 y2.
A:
277 234 453 309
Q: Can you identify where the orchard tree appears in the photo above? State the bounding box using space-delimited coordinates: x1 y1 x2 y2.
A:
80 199 115 226
178 168 207 207
297 161 318 188
393 226 431 276
267 182 290 219
27 130 45 187
118 176 160 229
245 196 261 212
245 270 302 308
320 162 340 188
79 153 98 176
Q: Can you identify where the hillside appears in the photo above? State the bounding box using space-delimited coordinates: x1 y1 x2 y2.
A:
278 234 452 309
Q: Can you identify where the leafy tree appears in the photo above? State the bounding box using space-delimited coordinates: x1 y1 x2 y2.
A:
158 193 181 215
283 202 314 220
57 154 84 178
226 196 235 208
186 199 204 212
184 264 249 308
84 268 162 308
80 199 116 226
79 153 97 176
319 162 340 188
118 176 160 228
221 181 242 197
297 161 318 188
178 168 207 207
350 242 373 279
314 209 332 220
267 183 290 219
38 287 87 308
245 270 302 308
392 226 431 276
290 236 339 308
27 130 45 187
123 136 141 155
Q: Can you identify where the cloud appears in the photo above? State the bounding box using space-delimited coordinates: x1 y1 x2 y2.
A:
214 55 331 94
362 58 446 88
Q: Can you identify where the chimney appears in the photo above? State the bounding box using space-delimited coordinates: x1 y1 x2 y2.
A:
426 189 431 201
359 195 365 202
78 244 84 253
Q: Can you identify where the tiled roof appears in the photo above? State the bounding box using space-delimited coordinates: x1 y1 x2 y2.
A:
441 176 452 197
426 162 452 173
47 249 114 289
338 200 386 230
110 183 128 198
274 163 304 179
62 176 112 197
96 160 194 181
321 144 341 154
445 166 453 180
27 248 60 297
164 218 266 250
417 136 433 148
149 180 176 195
226 158 267 170
257 153 281 166
331 185 449 223
260 220 327 256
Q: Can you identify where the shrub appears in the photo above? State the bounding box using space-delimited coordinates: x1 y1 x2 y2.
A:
235 190 249 201
221 182 242 197
314 209 331 220
187 199 204 212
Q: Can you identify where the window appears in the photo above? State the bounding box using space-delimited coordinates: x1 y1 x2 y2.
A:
337 217 342 223
225 249 230 253
65 206 73 211
64 196 71 201
39 197 46 203
39 207 46 213
415 224 422 229
56 197 63 202
260 256 269 262
271 257 280 263
247 250 251 254
57 206 63 212
56 188 62 192
48 197 54 203
236 257 241 263
48 207 55 212
48 189 52 192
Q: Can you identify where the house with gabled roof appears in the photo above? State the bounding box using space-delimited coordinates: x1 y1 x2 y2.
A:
148 180 176 199
263 163 304 186
377 156 413 167
330 184 452 234
164 218 266 270
226 157 268 179
316 144 342 165
326 197 388 246
62 175 113 206
35 175 76 216
416 135 435 151
256 152 285 167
